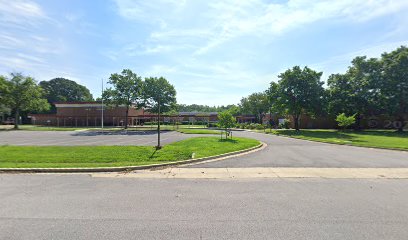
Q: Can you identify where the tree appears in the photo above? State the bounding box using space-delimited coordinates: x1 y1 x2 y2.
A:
0 76 10 123
0 75 7 99
1 73 49 129
336 113 356 131
39 78 93 103
269 66 325 131
143 77 177 148
103 69 143 129
226 105 241 116
328 56 383 130
217 111 236 139
381 46 408 132
239 92 269 123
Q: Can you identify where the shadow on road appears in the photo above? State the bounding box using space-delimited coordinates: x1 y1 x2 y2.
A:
71 130 170 136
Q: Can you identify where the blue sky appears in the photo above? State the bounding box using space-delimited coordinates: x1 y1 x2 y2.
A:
1 0 407 105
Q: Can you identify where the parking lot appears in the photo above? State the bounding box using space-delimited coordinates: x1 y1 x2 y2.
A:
0 130 201 146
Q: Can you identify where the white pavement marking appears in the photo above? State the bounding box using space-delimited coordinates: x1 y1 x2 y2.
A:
92 168 408 179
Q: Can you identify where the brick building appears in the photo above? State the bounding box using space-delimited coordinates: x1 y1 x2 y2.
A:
29 102 144 127
28 102 222 127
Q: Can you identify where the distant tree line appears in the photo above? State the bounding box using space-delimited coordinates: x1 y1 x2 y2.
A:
176 104 238 113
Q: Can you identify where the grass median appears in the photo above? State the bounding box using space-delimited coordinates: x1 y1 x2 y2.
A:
268 129 408 150
0 137 260 168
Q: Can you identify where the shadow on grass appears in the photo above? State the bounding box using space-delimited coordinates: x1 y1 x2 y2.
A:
218 139 238 143
149 149 158 159
274 129 355 140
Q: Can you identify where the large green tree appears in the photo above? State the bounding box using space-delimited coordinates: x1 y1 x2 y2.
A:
143 77 177 148
2 73 49 129
39 78 93 105
103 69 143 129
269 66 325 131
239 92 269 123
381 46 408 132
327 56 383 129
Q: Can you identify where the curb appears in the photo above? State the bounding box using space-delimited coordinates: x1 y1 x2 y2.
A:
0 142 264 174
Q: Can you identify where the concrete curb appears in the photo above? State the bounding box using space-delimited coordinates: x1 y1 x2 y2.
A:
0 142 264 173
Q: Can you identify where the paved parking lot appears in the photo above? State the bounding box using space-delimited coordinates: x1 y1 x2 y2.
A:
0 130 202 146
1 130 407 168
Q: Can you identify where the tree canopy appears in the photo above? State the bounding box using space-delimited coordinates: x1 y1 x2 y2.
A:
39 78 93 104
268 66 325 130
239 92 269 123
143 77 177 114
217 111 236 139
143 77 177 148
2 73 49 129
176 104 237 113
380 46 408 132
103 69 143 129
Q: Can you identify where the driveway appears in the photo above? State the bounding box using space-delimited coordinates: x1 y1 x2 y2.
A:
0 130 203 146
185 131 408 168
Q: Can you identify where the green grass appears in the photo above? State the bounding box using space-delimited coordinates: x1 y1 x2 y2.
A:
268 129 408 150
0 137 260 168
177 129 220 134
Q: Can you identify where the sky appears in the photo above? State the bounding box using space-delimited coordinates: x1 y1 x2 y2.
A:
1 0 407 106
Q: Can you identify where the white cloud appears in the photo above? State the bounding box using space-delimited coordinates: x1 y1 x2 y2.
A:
114 0 408 55
0 0 47 27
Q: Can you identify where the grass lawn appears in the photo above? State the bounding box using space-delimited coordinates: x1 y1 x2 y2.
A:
177 129 220 134
268 129 408 150
0 137 260 168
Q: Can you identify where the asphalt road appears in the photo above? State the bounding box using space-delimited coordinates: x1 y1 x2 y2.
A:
0 174 407 240
186 131 408 168
1 130 407 168
0 130 201 146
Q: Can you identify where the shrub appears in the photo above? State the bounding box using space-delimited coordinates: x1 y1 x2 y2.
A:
336 113 356 130
278 119 290 129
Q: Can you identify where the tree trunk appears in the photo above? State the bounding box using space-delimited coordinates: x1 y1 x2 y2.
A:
294 115 299 131
124 106 129 129
14 109 19 129
397 115 404 132
354 114 362 131
157 99 161 149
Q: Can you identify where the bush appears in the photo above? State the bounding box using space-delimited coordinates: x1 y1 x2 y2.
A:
336 113 356 130
278 119 290 129
236 122 249 129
